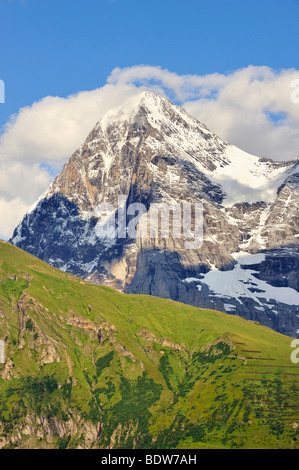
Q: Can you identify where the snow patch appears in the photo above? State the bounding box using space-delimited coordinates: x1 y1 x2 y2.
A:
197 251 299 307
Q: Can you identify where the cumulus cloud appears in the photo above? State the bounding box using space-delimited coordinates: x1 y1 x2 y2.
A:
1 64 299 239
0 84 142 166
109 65 299 160
108 65 227 101
0 161 52 239
182 66 299 161
0 84 142 238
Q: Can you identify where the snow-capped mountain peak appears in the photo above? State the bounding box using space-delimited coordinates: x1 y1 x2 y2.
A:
10 91 299 338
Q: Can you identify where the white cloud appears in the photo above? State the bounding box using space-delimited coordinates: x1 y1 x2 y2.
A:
1 64 299 239
0 162 52 239
0 83 142 238
182 66 299 161
0 84 141 166
0 197 31 240
109 65 299 160
108 65 227 101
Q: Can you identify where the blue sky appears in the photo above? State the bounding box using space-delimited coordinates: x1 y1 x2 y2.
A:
1 0 299 127
1 0 299 239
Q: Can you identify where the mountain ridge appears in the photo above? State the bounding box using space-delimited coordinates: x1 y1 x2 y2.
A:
0 240 298 449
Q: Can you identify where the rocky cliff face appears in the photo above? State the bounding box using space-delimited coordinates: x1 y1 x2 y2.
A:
10 91 299 337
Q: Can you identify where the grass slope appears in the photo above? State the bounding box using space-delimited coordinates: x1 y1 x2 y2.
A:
0 240 298 449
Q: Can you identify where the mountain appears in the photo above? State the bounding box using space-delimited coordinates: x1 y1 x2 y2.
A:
0 240 298 449
10 91 299 338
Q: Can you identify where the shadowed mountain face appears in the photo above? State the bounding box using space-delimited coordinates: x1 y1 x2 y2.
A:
10 91 299 337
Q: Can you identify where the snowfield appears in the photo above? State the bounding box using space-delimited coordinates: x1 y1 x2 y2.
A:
184 251 299 308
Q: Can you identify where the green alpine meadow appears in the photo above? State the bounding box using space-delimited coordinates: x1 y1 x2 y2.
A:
0 240 298 449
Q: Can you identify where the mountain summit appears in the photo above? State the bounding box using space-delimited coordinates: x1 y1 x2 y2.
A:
11 91 299 337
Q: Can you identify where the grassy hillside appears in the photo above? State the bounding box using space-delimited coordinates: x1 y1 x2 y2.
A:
0 240 298 449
